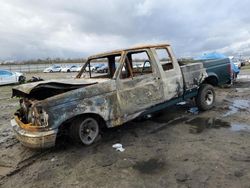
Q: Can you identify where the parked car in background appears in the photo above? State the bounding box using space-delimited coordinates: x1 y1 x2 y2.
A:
0 70 25 86
96 64 109 73
61 65 79 72
85 65 95 72
133 63 143 68
74 66 83 72
43 65 62 73
93 63 105 71
191 53 234 86
70 65 81 72
200 58 232 86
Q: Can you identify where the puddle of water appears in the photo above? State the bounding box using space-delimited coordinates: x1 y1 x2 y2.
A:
187 117 230 133
230 123 250 132
237 75 250 80
223 99 250 117
133 158 165 174
236 88 250 93
187 117 250 133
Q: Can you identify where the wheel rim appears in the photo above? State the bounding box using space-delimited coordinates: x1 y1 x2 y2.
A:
79 118 99 145
205 90 214 105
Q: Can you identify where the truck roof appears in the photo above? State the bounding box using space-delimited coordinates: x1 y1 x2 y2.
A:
89 43 170 59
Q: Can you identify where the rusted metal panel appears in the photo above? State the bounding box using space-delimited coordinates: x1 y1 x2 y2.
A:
88 44 170 59
11 119 57 149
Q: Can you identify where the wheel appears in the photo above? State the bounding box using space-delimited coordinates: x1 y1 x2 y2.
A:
70 117 100 145
67 69 70 72
50 70 53 73
196 84 215 111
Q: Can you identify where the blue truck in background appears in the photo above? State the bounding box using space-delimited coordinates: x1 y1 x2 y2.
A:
199 58 232 86
179 53 236 86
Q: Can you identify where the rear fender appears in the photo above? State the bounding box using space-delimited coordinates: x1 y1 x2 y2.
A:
204 73 218 86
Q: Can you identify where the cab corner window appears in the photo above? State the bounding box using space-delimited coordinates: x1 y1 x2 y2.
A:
155 48 173 71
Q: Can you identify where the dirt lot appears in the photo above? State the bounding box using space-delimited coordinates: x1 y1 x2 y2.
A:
0 71 250 188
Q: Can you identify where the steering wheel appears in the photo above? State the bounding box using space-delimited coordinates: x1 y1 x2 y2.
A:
141 60 151 74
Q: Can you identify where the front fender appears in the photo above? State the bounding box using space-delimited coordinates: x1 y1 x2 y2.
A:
46 92 119 129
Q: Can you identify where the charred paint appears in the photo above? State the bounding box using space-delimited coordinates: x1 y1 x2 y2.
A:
11 44 208 148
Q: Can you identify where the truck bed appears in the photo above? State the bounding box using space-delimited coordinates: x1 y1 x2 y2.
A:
180 63 207 90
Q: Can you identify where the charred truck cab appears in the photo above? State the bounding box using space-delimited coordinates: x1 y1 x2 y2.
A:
11 44 215 149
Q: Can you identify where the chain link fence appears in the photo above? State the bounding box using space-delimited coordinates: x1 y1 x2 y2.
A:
0 63 82 73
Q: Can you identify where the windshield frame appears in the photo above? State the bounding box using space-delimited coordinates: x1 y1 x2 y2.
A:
76 52 124 79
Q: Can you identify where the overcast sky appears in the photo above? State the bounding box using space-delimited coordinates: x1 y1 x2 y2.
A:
0 0 250 60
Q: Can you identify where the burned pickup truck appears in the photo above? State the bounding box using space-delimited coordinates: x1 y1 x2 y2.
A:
11 44 215 149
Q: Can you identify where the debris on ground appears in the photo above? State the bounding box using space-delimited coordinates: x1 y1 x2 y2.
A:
112 143 125 152
188 107 199 114
26 76 44 83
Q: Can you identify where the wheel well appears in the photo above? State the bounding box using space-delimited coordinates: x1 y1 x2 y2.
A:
203 76 218 86
57 113 106 136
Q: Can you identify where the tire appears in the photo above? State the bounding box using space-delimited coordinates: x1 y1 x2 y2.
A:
196 84 215 111
50 70 53 73
67 69 70 72
70 117 100 145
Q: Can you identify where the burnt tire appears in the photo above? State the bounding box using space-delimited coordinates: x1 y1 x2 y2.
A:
70 117 100 145
196 84 215 111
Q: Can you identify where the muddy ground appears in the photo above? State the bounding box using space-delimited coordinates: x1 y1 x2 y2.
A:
0 71 250 188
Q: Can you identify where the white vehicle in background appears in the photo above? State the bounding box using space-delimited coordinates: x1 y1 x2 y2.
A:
0 70 25 86
75 66 83 72
43 65 62 73
61 65 79 72
85 65 95 72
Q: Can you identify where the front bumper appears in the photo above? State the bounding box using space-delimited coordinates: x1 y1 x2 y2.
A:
11 118 58 149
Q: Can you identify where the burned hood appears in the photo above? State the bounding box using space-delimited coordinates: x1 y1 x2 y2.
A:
12 78 108 99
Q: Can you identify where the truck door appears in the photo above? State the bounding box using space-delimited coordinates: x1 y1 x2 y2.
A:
153 47 184 100
116 50 164 115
